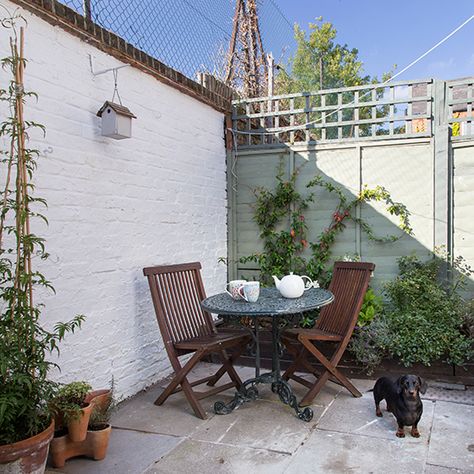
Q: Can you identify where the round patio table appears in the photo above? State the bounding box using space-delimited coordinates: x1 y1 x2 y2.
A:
201 287 334 422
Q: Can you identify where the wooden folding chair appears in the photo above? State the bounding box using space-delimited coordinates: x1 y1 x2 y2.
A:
282 261 375 406
143 262 251 419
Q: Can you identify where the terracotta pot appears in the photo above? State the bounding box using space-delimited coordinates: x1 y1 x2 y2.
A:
67 403 93 442
50 424 112 468
0 419 54 474
85 389 112 412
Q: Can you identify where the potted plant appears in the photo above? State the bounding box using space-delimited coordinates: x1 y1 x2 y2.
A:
50 386 115 468
0 15 84 473
51 382 93 442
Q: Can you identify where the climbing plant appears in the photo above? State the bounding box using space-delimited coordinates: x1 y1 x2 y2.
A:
0 16 84 444
239 165 412 286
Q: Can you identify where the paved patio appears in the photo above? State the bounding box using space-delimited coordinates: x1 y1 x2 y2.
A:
47 363 474 474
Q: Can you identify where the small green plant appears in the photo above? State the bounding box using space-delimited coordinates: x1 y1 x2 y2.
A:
52 381 92 422
299 309 319 328
88 383 118 430
357 288 384 327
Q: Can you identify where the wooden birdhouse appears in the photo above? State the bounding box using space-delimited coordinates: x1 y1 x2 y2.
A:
97 101 136 139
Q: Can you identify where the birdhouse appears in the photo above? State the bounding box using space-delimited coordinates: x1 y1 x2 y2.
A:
96 101 136 139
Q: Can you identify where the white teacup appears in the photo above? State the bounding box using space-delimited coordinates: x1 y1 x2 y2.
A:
225 280 246 300
238 281 260 303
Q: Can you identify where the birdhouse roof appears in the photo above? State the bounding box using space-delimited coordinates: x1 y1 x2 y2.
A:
96 101 137 118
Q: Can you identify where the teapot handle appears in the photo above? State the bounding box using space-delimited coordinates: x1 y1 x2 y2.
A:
301 275 314 291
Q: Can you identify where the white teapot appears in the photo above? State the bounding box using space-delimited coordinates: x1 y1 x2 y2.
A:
272 272 318 299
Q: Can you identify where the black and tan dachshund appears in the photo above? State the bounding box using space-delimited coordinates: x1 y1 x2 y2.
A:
373 375 427 438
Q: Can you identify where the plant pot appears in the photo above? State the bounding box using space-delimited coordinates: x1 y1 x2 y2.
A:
67 403 93 442
0 419 54 474
50 424 112 468
85 389 112 412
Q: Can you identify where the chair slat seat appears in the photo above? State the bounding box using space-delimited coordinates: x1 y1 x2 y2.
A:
143 262 251 419
284 328 343 341
282 261 375 406
175 332 250 350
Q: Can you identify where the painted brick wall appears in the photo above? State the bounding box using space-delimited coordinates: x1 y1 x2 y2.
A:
0 1 228 398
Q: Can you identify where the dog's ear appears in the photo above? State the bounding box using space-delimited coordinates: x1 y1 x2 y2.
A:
418 376 427 394
396 376 404 394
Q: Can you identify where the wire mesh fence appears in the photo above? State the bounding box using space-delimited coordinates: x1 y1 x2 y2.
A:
59 0 294 87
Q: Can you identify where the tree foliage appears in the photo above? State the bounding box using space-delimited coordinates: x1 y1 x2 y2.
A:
276 18 394 94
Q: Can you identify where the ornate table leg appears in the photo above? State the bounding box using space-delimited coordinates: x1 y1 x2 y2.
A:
214 314 313 421
214 373 275 415
270 379 313 421
270 316 314 422
214 317 267 415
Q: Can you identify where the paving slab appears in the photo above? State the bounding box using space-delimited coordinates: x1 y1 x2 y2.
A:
284 429 429 474
46 428 182 474
291 374 344 407
144 438 292 474
317 383 435 442
425 465 471 473
111 384 236 437
112 362 248 437
427 401 474 472
47 365 474 474
192 395 324 454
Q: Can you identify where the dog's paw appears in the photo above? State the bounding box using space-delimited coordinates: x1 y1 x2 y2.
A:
396 429 405 438
410 429 420 438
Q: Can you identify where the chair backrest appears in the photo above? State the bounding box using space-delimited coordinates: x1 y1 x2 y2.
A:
316 261 375 337
143 262 215 349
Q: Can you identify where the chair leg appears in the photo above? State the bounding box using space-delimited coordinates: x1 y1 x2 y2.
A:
155 351 208 419
180 379 208 419
300 370 331 406
216 350 244 389
299 338 362 404
282 345 306 381
207 344 247 387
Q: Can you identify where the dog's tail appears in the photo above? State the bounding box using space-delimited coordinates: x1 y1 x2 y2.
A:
367 389 374 393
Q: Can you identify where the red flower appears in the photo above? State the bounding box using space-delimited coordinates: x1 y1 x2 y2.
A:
301 239 308 248
299 215 305 222
290 229 295 238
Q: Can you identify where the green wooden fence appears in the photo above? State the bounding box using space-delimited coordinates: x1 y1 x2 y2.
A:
227 77 474 290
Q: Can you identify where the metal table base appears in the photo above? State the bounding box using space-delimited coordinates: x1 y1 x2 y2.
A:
214 315 313 422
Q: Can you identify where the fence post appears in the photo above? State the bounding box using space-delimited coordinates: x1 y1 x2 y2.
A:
432 79 453 280
83 0 92 21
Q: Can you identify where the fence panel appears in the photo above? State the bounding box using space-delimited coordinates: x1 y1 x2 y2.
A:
229 77 474 290
453 141 474 294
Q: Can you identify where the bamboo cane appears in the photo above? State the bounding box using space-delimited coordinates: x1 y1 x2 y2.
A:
18 27 33 310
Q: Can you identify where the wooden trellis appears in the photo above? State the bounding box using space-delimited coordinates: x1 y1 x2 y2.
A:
232 79 434 148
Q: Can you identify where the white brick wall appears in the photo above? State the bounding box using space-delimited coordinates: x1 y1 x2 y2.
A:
0 1 228 399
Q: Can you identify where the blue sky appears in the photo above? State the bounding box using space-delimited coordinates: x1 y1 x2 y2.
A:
274 0 474 82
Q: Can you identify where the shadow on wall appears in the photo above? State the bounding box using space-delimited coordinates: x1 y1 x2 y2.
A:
232 143 474 296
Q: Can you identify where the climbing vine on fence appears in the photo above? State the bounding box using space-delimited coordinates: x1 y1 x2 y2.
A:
239 166 412 286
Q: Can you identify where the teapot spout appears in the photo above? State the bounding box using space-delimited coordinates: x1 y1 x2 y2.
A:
272 275 281 289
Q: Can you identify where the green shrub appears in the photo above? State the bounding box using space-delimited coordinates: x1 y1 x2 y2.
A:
350 253 473 371
349 317 392 369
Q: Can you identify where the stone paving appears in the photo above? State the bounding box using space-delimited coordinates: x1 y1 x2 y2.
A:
47 363 474 474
